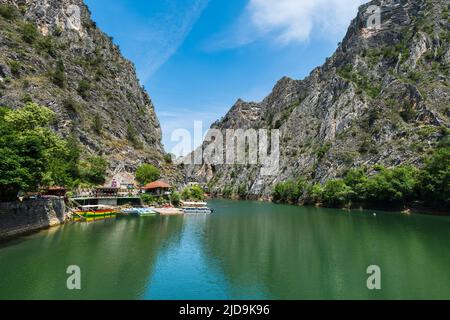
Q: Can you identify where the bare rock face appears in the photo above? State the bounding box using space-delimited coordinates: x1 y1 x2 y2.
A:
0 0 180 181
185 0 449 197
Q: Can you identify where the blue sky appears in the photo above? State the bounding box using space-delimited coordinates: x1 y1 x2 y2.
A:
84 0 367 156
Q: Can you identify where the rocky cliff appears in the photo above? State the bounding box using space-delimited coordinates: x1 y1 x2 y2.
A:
0 0 179 182
185 0 449 198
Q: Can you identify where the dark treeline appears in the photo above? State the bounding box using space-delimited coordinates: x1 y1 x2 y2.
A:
273 140 449 212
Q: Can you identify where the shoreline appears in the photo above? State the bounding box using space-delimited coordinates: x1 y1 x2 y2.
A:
208 196 449 217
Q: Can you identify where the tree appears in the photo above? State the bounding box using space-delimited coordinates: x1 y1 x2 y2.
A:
322 179 353 207
418 146 450 207
309 183 324 204
0 149 31 200
0 103 71 200
344 168 369 202
181 185 205 201
0 103 110 200
190 185 206 201
135 164 160 186
181 187 191 200
170 191 181 207
272 179 305 204
365 166 418 206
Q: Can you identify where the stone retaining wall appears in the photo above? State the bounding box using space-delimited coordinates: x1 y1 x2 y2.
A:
0 198 67 239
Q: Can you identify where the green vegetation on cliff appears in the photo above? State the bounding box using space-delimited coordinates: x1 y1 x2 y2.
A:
0 103 107 201
272 142 450 211
181 185 206 201
135 164 161 186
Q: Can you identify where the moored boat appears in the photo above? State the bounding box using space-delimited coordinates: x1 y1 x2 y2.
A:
181 201 213 214
73 205 118 222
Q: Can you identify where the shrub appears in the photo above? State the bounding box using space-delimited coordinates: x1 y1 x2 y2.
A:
222 186 233 199
316 143 331 160
309 183 324 204
181 187 191 200
182 185 206 201
52 60 66 88
0 4 18 20
400 103 417 122
63 97 81 114
37 37 56 57
272 179 305 204
135 164 160 186
92 113 102 134
141 194 156 205
20 22 38 44
364 166 418 206
344 168 369 202
54 26 63 37
337 64 381 99
170 191 181 206
127 123 143 149
21 94 33 103
238 184 247 199
8 61 21 77
77 79 91 99
191 185 206 200
322 179 353 207
164 153 174 163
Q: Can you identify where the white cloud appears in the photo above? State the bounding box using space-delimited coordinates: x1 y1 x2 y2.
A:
133 0 210 81
209 0 368 50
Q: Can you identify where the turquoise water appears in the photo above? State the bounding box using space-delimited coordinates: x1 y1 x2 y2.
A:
0 200 449 300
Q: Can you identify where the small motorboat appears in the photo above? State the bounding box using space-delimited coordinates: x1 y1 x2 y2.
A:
183 207 213 214
181 201 213 214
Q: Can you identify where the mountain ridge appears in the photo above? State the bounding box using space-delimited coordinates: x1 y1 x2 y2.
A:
184 0 449 198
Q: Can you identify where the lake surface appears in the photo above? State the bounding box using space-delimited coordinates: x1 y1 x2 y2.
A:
0 200 449 300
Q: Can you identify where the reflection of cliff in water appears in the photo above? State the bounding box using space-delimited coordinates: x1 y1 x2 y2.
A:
0 216 184 300
203 201 450 299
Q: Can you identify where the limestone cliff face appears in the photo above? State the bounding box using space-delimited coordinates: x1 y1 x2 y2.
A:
185 0 450 197
0 0 179 181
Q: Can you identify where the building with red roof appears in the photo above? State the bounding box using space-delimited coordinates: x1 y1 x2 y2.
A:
141 181 172 196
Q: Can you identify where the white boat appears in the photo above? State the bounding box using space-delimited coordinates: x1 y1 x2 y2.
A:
183 207 213 214
181 201 213 214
